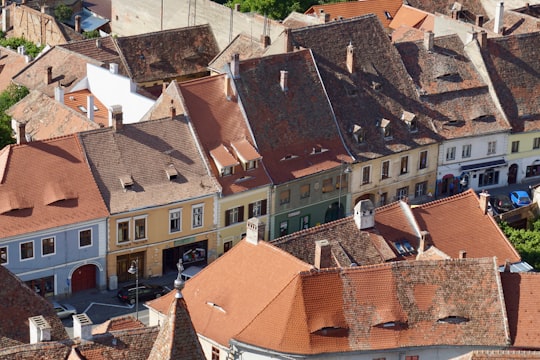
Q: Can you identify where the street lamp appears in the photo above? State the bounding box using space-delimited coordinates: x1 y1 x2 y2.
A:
127 259 139 320
338 163 352 219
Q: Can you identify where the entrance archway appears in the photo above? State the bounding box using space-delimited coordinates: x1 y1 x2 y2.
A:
508 164 518 184
71 264 97 293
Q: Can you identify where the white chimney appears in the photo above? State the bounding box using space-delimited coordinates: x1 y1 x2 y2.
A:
87 95 94 121
354 199 375 230
494 2 504 34
29 316 51 344
346 42 354 74
479 190 490 215
73 313 93 340
54 85 64 104
96 38 102 49
246 217 261 245
314 240 332 269
109 63 119 74
424 31 434 51
280 70 288 92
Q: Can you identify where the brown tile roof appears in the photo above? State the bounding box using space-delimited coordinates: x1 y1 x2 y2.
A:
282 12 323 29
208 33 266 73
59 36 126 75
483 11 540 36
305 0 403 28
389 4 434 30
140 79 186 121
177 75 272 195
290 15 441 160
6 90 101 141
84 0 112 20
114 25 219 83
0 265 68 348
0 47 28 93
482 32 540 132
0 342 71 359
180 239 312 347
92 316 145 334
501 272 540 349
233 258 509 354
78 117 219 214
232 49 353 183
0 135 109 238
406 0 487 19
63 89 108 127
453 350 540 359
391 25 428 43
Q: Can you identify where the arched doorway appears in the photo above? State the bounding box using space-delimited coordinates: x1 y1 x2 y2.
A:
71 264 97 293
508 164 518 184
441 174 455 195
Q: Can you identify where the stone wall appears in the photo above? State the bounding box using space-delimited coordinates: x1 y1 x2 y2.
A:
11 5 68 46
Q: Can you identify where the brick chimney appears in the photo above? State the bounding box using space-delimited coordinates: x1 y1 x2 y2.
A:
29 316 51 344
418 230 429 254
162 81 169 94
75 15 81 33
314 240 332 269
45 66 52 85
478 30 488 49
280 70 288 92
17 122 27 144
170 106 176 119
424 31 434 51
73 313 93 340
479 190 490 214
475 14 484 27
231 53 240 79
260 34 270 48
346 42 354 74
494 2 504 34
224 75 232 99
87 95 94 121
284 28 293 53
109 105 123 131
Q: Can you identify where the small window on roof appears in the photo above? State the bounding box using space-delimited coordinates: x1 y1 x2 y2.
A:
384 11 393 19
280 154 298 161
437 316 469 324
312 326 349 337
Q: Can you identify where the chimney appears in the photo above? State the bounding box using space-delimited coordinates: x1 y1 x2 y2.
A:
40 5 48 14
29 316 51 344
170 106 176 119
54 85 64 104
418 230 429 254
314 240 332 269
280 70 288 92
109 63 119 74
17 122 27 144
224 75 232 99
162 81 169 94
424 31 434 51
260 34 270 48
75 15 81 33
87 95 94 121
22 0 26 4
354 200 375 230
318 9 329 23
246 217 262 245
234 3 240 11
478 30 488 48
109 105 123 131
475 14 484 27
284 28 293 53
479 190 490 214
45 66 52 85
346 42 354 74
494 2 504 34
503 259 512 272
73 313 93 340
231 53 240 79
1 0 6 8
459 250 467 259
96 38 102 49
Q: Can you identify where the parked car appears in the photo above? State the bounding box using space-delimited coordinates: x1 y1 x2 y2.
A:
52 301 77 319
509 191 532 208
489 195 515 214
117 283 167 304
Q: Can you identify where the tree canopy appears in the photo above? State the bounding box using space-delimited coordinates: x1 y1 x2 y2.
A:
0 84 29 149
54 4 73 23
225 0 341 20
499 219 540 270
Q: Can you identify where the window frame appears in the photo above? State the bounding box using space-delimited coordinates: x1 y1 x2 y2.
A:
511 140 520 153
79 229 92 248
225 206 244 226
381 160 390 179
0 246 7 265
224 241 233 253
397 186 409 200
249 200 267 217
362 166 371 185
400 156 409 175
20 240 34 261
192 204 204 229
169 208 182 234
534 137 540 149
446 146 456 161
487 141 497 155
117 218 130 244
462 144 472 158
415 181 428 198
300 184 310 199
419 150 428 169
133 215 148 241
280 190 291 205
299 215 310 230
279 220 288 237
322 178 334 193
41 236 56 257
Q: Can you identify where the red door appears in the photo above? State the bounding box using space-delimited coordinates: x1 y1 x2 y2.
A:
71 264 96 293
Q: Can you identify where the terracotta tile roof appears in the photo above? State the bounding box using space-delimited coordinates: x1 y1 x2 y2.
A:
483 10 540 36
6 90 101 141
0 342 71 359
405 0 487 19
482 32 540 132
177 75 272 195
271 216 396 266
179 239 312 347
12 46 103 97
233 258 509 354
392 25 427 43
282 12 323 29
140 80 186 121
0 265 68 347
501 272 540 348
0 135 109 238
0 47 28 93
63 89 109 128
290 15 441 161
232 49 353 183
92 316 145 334
78 117 219 214
208 33 266 73
389 4 434 31
453 350 540 359
305 0 403 28
395 34 512 139
84 0 112 20
114 25 219 83
59 36 126 75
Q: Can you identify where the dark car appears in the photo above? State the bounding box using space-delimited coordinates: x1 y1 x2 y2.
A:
509 190 532 208
489 195 514 214
117 283 167 304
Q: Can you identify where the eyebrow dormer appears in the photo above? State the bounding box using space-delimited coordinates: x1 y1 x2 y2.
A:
210 144 239 177
231 139 261 171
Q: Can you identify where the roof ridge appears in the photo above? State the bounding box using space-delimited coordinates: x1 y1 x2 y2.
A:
118 24 211 41
270 215 352 244
417 188 475 209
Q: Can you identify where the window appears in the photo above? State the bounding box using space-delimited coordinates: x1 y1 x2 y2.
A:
192 204 204 228
526 164 540 177
400 156 409 175
246 160 257 170
419 150 428 169
397 186 408 200
221 166 233 176
134 217 147 240
381 160 390 179
322 178 333 193
479 170 499 186
169 209 182 233
280 190 290 205
249 200 267 217
336 173 349 189
0 246 7 264
405 356 419 360
488 141 496 155
362 166 371 185
279 220 288 237
300 215 310 230
20 241 34 260
117 220 129 243
512 141 520 153
42 237 55 256
225 206 244 226
79 229 92 248
415 181 427 197
462 144 472 158
534 137 540 149
224 241 232 253
379 192 388 206
446 146 456 161
300 184 310 199
211 346 220 360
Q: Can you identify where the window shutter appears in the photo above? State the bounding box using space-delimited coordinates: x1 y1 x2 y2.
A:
261 199 267 215
239 206 245 222
225 210 231 226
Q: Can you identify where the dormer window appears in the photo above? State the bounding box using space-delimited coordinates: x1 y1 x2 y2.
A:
311 146 329 155
401 111 418 133
165 165 178 180
246 160 257 170
352 124 365 143
281 154 298 161
230 139 262 171
380 118 392 139
119 175 134 190
393 240 415 255
210 144 239 178
221 166 233 176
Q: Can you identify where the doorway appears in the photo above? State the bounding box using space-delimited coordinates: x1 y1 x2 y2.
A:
508 164 518 184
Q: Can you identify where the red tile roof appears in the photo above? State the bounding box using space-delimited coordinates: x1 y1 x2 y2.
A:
454 350 540 359
0 47 28 93
92 316 145 334
59 36 124 75
389 4 433 30
208 33 267 73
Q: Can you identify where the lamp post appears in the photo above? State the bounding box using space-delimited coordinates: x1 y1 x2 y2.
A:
338 163 352 219
127 259 139 320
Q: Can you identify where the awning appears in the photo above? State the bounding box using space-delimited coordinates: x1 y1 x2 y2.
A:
460 159 506 172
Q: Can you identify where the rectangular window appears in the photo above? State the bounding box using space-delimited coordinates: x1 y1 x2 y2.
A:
280 190 290 205
224 241 233 253
512 141 520 153
479 170 499 186
400 156 409 175
79 229 92 248
246 160 257 170
134 217 147 240
462 144 472 158
446 146 456 161
279 220 288 237
419 150 428 169
300 184 310 199
192 204 204 228
225 206 244 226
249 200 267 217
397 186 408 200
42 237 55 256
379 192 388 206
322 178 333 193
299 215 310 230
336 173 349 189
526 164 540 177
169 209 182 233
362 166 371 185
211 346 220 360
381 160 390 179
534 137 540 149
20 241 34 260
488 141 496 155
0 246 7 265
415 181 427 197
117 220 129 243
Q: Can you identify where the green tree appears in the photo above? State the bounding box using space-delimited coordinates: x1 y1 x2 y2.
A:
83 30 101 39
0 36 45 58
54 4 73 23
0 84 29 149
500 219 540 270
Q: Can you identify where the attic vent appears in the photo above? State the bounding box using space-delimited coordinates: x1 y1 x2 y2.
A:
312 327 349 337
384 11 393 19
119 175 134 190
374 321 407 329
280 154 298 161
206 301 226 313
165 165 178 180
352 124 365 143
437 316 469 324
436 73 461 82
371 81 382 91
472 114 493 122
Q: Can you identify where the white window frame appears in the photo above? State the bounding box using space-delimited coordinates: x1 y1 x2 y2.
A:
446 146 456 161
79 228 92 248
20 240 34 261
362 166 371 185
252 201 262 217
462 144 472 158
133 215 148 241
0 246 8 265
488 141 497 155
192 204 204 229
228 207 240 225
169 208 182 234
41 236 56 257
116 218 131 244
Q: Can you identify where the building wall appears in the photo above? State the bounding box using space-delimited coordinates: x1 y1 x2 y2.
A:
10 5 68 46
507 131 540 184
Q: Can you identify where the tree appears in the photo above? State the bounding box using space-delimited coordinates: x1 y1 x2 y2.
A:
226 0 318 20
0 84 29 149
499 219 540 270
54 4 73 23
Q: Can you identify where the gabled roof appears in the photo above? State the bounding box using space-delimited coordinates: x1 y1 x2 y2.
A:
0 47 28 93
304 0 403 27
114 25 220 83
78 117 219 214
84 0 112 20
92 315 145 334
177 75 272 195
59 36 126 75
6 90 101 141
282 11 323 29
289 15 440 160
0 135 109 238
483 10 540 36
208 33 266 73
389 4 434 31
232 49 353 183
405 0 487 19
